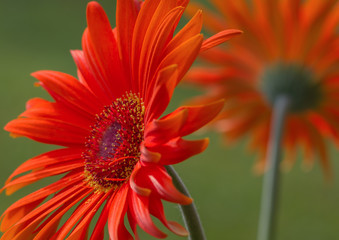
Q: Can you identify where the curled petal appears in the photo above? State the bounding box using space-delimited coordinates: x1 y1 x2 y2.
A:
149 137 209 165
145 108 188 145
129 163 152 196
149 195 188 236
134 165 192 205
176 99 225 136
129 191 167 238
140 143 161 164
200 29 243 52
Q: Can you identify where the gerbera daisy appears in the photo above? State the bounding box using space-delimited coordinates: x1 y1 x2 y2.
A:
185 0 339 174
0 0 240 239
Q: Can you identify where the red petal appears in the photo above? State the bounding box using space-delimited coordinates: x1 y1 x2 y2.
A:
2 160 83 195
129 191 167 238
5 118 87 147
133 165 192 205
140 144 161 164
149 195 188 236
21 98 92 131
146 167 192 205
5 148 82 185
32 70 101 116
0 172 82 232
116 0 138 71
56 192 108 240
108 185 133 240
86 2 128 98
130 163 152 196
90 198 110 240
0 185 91 240
71 50 111 105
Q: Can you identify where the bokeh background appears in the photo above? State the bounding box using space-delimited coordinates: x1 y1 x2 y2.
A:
0 1 338 239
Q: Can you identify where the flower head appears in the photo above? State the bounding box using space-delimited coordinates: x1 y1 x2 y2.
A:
0 1 240 239
186 0 339 174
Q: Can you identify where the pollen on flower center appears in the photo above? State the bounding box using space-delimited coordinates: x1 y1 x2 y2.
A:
83 92 145 192
260 63 322 112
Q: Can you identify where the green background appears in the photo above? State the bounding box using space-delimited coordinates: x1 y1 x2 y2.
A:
0 1 338 239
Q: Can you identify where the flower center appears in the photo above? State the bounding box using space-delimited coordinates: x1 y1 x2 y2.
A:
260 63 322 112
83 92 145 192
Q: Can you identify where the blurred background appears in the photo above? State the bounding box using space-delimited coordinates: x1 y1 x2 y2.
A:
0 0 338 239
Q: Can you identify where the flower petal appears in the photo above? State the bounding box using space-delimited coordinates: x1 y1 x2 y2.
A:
200 29 242 52
4 148 83 185
0 184 91 240
149 195 188 236
71 50 111 105
0 172 82 232
5 118 87 147
2 160 83 195
86 1 128 97
176 99 225 136
129 191 167 238
32 70 101 116
157 34 203 85
145 64 178 121
108 185 133 240
145 108 188 145
149 137 209 165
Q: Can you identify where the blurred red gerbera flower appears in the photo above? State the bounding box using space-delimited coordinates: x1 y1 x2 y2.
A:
0 1 241 239
186 0 339 174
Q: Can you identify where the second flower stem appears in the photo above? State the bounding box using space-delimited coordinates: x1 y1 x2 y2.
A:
257 95 290 240
165 165 206 240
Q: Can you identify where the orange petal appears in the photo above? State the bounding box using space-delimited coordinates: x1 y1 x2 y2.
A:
157 34 203 85
200 29 242 52
149 137 209 165
176 99 225 136
145 64 178 121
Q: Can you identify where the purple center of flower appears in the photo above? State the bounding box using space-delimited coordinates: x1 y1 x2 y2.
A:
98 122 122 159
83 93 145 192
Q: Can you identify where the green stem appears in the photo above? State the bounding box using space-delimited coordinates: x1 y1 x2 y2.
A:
165 165 206 240
257 96 290 240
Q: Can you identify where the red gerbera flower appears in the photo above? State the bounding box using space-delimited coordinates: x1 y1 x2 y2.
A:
186 0 339 174
0 1 240 239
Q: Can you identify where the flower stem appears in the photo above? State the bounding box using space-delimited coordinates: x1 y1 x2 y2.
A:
257 95 290 240
165 165 206 240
